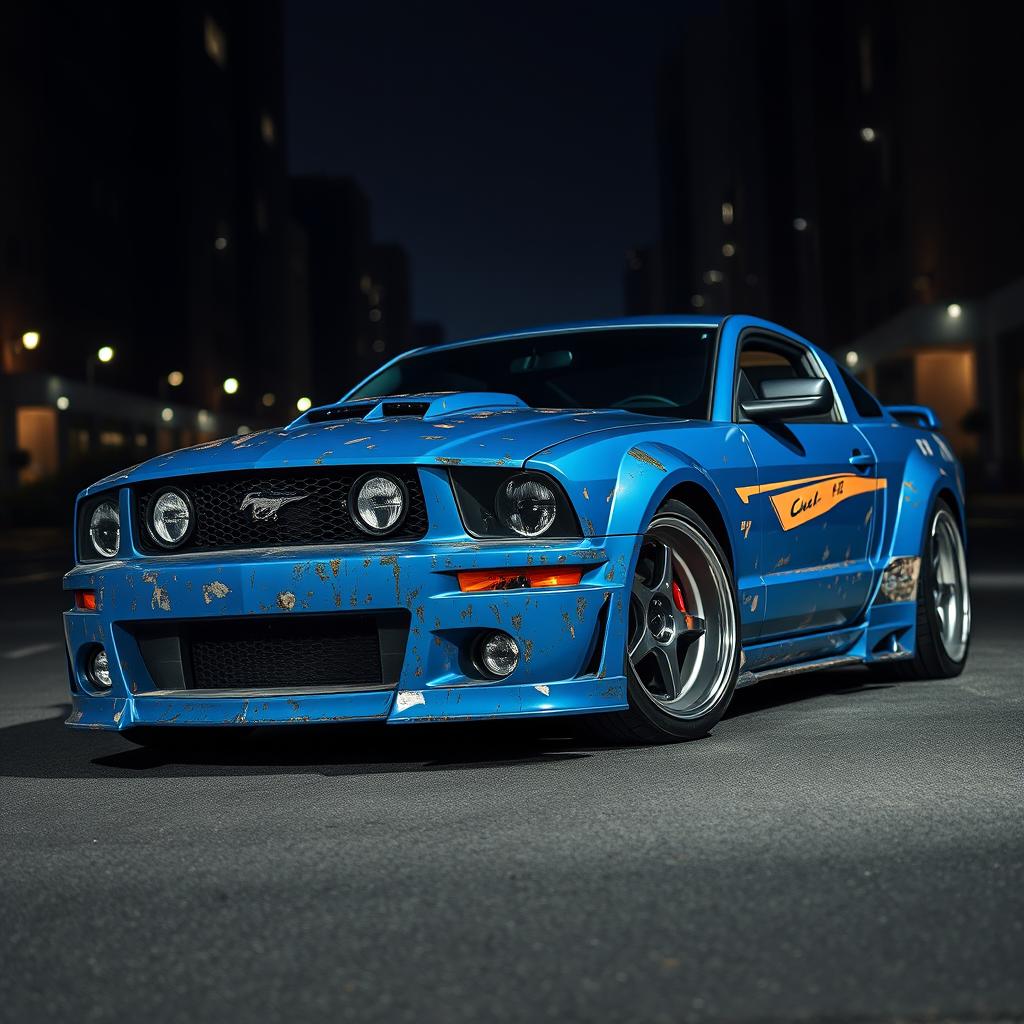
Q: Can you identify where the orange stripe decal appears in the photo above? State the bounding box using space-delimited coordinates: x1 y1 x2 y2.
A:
769 475 887 530
735 472 847 504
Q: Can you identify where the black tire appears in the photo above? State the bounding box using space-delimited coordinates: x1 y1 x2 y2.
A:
876 497 970 681
586 499 740 744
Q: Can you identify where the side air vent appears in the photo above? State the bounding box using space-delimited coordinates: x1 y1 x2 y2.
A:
381 402 431 418
307 405 372 423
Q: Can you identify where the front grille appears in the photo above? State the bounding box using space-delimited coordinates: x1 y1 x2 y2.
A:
190 615 381 689
131 612 409 693
135 467 427 554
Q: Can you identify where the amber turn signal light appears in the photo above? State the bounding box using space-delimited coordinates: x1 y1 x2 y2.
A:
74 590 98 611
457 567 584 592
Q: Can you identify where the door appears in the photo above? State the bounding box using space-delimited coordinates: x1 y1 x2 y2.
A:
735 334 882 639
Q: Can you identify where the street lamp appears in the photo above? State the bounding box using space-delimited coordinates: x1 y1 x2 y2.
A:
946 303 963 319
223 377 239 395
296 396 312 412
97 345 115 363
167 370 184 387
22 331 40 350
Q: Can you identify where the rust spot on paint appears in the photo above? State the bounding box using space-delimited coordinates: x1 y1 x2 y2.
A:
151 586 171 612
202 581 230 604
276 591 297 611
379 554 401 603
330 558 340 576
315 563 330 581
628 447 666 472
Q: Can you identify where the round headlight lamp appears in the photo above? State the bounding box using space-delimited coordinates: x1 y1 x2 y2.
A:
350 472 408 535
88 501 120 559
496 473 558 538
148 488 193 547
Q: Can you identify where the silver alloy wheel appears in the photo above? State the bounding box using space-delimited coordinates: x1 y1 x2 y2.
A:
628 513 737 720
930 508 971 662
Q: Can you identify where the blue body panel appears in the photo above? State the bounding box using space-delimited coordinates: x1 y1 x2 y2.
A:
62 315 966 731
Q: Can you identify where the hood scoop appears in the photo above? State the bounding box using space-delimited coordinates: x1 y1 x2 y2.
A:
297 391 530 427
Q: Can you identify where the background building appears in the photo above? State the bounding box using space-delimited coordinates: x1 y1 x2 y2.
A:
635 0 1024 486
0 1 425 517
290 178 414 405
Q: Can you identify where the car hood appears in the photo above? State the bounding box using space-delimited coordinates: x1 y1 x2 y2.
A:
83 393 687 494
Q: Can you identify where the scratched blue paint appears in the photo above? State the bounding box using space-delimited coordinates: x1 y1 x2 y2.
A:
62 315 965 732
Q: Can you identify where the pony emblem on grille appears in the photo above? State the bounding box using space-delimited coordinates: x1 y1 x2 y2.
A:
239 492 308 522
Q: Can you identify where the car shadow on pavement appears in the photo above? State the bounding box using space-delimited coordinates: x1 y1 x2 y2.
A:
2 704 598 779
725 664 892 718
3 666 890 780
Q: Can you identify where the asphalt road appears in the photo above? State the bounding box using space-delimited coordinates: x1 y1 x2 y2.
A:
1 519 1022 1024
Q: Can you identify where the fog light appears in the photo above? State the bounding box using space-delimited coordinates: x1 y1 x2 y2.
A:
88 648 112 690
478 631 520 678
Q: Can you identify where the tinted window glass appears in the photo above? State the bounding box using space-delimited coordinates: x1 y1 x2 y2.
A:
839 367 884 418
349 328 716 418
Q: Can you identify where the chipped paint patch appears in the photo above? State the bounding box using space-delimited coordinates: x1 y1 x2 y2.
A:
202 580 230 604
314 450 333 465
628 446 667 472
395 690 426 711
276 590 297 610
151 586 171 612
534 684 550 696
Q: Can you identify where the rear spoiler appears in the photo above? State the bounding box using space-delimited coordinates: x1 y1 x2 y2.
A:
886 404 942 430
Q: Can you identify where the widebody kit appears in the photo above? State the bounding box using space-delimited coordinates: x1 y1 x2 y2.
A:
63 315 970 743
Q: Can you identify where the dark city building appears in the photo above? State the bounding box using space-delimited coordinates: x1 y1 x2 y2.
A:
290 177 415 403
289 176 373 404
646 0 1024 484
0 0 294 497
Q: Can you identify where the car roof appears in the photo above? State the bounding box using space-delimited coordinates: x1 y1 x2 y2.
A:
418 315 724 356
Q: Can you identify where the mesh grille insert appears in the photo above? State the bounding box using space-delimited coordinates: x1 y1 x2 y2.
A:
135 466 427 553
188 614 383 690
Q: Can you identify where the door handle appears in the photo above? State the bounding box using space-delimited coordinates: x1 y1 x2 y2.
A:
849 450 875 469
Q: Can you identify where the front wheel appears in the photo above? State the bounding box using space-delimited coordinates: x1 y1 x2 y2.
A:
590 499 740 743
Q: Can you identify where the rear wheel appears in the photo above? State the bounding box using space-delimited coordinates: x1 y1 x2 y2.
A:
590 500 740 743
880 498 970 680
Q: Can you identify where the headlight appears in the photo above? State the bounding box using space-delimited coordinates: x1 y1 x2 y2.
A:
88 501 120 559
496 474 558 537
148 488 192 547
449 469 580 540
350 472 408 535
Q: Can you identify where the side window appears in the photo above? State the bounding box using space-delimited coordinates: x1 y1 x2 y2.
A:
838 366 884 418
735 336 842 424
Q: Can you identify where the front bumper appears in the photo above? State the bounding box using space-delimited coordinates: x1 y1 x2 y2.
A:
62 536 635 731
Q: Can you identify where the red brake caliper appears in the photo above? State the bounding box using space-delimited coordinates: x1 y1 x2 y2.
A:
671 580 687 613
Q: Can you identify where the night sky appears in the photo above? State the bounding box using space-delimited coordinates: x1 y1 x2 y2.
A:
285 1 702 341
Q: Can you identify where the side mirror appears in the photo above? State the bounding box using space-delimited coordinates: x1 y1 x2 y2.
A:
740 377 834 422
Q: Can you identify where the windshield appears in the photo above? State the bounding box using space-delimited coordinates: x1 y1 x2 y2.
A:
347 327 717 418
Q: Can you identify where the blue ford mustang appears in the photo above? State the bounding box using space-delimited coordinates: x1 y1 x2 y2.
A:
63 315 970 744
